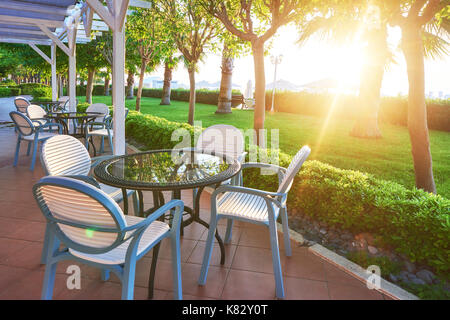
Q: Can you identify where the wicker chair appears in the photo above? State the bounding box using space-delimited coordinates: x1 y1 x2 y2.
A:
9 111 62 171
33 176 183 300
199 146 311 298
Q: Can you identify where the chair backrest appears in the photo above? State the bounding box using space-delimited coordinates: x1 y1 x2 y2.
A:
14 97 31 113
196 124 245 161
87 103 110 122
277 146 311 194
26 104 47 119
41 135 92 176
9 111 34 136
33 176 127 253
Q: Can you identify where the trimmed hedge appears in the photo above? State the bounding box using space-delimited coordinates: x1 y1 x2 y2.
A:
19 83 46 95
0 87 11 97
121 111 450 275
31 86 52 101
265 91 450 132
137 88 242 106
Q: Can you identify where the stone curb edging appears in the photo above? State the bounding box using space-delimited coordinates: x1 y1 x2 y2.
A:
276 222 419 300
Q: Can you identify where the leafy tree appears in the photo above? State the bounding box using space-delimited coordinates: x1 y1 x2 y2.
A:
389 0 449 194
160 54 180 105
160 0 222 124
203 0 316 143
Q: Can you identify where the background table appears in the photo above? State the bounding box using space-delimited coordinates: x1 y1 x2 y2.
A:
45 111 102 154
93 149 241 298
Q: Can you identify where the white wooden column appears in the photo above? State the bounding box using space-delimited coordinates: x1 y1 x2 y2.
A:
51 43 57 101
112 0 128 155
68 51 76 112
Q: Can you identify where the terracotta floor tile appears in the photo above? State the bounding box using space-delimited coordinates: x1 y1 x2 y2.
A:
0 238 30 261
0 240 44 271
283 276 329 300
231 246 277 274
188 241 237 268
323 261 367 287
155 237 198 263
328 282 384 300
199 224 243 245
220 269 277 300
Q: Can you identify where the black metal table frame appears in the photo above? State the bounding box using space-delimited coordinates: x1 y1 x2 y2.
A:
94 150 241 299
45 112 102 156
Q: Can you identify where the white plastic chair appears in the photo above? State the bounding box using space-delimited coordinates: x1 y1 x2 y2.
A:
9 111 62 171
26 104 50 127
39 135 139 263
198 146 311 298
85 108 129 154
34 176 183 300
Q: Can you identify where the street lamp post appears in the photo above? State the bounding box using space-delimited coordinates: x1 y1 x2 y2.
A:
270 54 283 113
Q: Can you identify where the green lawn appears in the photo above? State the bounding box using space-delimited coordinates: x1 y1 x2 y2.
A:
79 95 450 198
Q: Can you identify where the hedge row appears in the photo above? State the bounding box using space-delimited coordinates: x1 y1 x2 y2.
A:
136 88 243 107
0 86 21 96
265 91 450 132
120 111 450 275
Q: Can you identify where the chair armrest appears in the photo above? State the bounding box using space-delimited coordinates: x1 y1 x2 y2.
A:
212 184 286 207
36 122 63 133
62 175 101 189
122 200 184 234
241 162 286 187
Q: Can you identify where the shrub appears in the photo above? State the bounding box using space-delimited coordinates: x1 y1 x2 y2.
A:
31 86 52 101
19 83 46 95
1 79 16 86
9 87 21 96
138 88 242 106
265 91 450 132
0 87 11 97
120 111 450 276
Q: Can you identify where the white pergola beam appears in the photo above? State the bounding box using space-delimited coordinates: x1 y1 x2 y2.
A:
116 0 130 31
51 43 57 101
0 27 45 36
0 1 68 16
86 0 115 31
39 25 71 56
83 6 94 37
0 15 64 28
0 37 50 45
129 0 151 8
29 43 51 64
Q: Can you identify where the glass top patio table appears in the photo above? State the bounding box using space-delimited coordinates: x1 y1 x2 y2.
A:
93 149 241 299
93 149 241 191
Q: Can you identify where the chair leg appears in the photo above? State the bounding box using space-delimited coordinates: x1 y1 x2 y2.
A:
41 230 60 300
268 219 285 299
100 136 105 153
108 134 113 154
224 219 234 244
101 269 110 281
27 141 31 156
30 138 39 171
121 258 137 300
198 214 219 285
13 137 21 167
171 232 183 300
280 207 292 256
85 135 90 150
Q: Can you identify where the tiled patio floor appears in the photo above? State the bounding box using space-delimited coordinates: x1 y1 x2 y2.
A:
0 125 391 300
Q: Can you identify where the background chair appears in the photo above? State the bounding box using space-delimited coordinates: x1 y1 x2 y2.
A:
39 134 139 263
26 104 51 127
198 146 311 298
14 96 31 114
33 176 183 300
85 108 129 154
9 111 62 171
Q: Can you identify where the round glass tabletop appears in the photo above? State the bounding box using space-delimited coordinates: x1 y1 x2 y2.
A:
93 149 241 191
45 112 102 119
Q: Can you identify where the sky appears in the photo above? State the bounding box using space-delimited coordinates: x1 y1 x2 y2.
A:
146 24 450 98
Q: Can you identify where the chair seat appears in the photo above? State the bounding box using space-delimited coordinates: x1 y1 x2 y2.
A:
88 128 111 137
22 132 58 141
217 191 280 223
99 183 133 202
69 216 170 265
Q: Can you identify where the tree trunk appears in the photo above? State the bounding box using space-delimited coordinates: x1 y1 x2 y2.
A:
126 69 134 100
160 62 173 105
402 26 436 194
86 67 95 104
216 45 234 114
136 59 147 112
252 41 266 146
187 65 196 125
104 75 110 96
351 28 386 138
